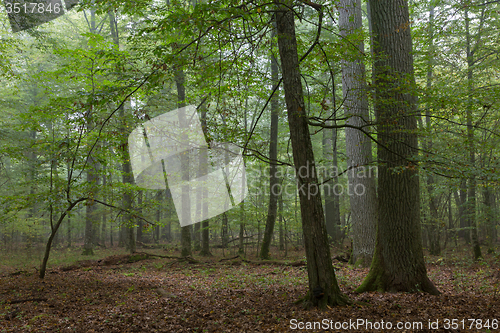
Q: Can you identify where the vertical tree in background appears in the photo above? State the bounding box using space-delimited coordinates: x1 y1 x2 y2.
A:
339 0 377 266
174 66 192 258
106 9 136 253
260 20 280 260
464 6 482 260
276 1 347 307
322 120 341 243
136 190 143 243
421 3 441 256
322 74 341 244
199 107 211 257
83 9 98 256
356 0 439 294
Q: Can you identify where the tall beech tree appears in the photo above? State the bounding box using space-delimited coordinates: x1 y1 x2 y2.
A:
356 0 439 295
464 6 482 261
276 0 347 307
339 0 377 266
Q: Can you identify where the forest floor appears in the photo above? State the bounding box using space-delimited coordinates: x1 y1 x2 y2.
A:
1 244 500 332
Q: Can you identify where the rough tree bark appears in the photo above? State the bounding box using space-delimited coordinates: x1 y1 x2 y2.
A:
276 1 348 308
356 0 439 295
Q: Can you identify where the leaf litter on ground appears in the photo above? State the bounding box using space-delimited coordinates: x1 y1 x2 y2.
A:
0 250 499 332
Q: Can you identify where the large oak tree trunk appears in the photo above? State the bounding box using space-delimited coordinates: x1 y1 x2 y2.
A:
276 1 347 308
356 0 439 295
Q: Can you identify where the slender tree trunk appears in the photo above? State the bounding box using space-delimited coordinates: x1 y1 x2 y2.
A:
238 203 245 254
456 180 469 243
193 223 201 251
101 169 107 247
198 108 212 256
238 98 249 255
423 4 440 256
109 9 135 253
136 190 143 243
276 1 348 308
193 150 201 252
448 191 454 248
221 212 229 249
356 0 439 295
82 126 97 256
122 128 136 254
40 199 86 278
82 8 99 256
278 194 284 251
174 67 192 257
261 22 280 259
483 187 495 250
339 0 377 266
67 216 71 248
465 8 482 261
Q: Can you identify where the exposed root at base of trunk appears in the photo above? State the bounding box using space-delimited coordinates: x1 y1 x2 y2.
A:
295 290 351 310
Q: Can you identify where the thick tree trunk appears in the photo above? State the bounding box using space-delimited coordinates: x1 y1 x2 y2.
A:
339 0 377 266
261 23 280 260
276 2 347 308
356 0 439 295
